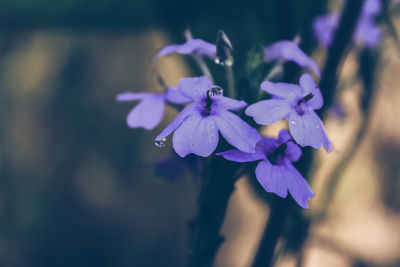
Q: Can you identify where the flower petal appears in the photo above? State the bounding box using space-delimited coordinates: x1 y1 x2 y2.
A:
355 17 381 47
261 81 302 100
246 99 291 125
285 142 302 162
153 39 216 60
126 94 165 130
172 114 219 157
214 109 261 153
288 110 332 152
299 73 316 94
178 76 212 101
278 129 292 143
364 0 382 15
217 148 266 162
155 103 197 141
313 13 339 47
299 74 323 110
116 92 153 101
215 96 247 111
165 87 191 104
255 161 288 198
284 160 314 209
257 137 278 152
264 40 321 77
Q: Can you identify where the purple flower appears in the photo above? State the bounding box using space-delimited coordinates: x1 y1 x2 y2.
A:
314 0 382 48
217 130 314 209
313 13 340 47
264 40 321 77
155 76 261 157
116 87 190 130
153 39 216 61
246 73 332 152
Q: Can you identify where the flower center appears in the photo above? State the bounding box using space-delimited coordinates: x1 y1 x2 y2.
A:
199 87 223 117
294 93 314 115
267 143 287 165
198 94 216 117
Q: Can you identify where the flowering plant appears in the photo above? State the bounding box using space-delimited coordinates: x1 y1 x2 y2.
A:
115 0 388 265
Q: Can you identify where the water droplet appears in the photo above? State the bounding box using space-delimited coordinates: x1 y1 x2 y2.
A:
214 56 233 66
155 138 167 148
215 30 233 66
315 124 320 129
290 120 296 125
207 87 224 98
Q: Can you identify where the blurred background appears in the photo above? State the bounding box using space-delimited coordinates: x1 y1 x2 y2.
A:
1 0 400 266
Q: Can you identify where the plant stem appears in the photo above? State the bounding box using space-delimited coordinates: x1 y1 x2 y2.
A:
192 54 214 82
318 0 366 117
252 198 291 267
187 156 240 267
225 64 235 98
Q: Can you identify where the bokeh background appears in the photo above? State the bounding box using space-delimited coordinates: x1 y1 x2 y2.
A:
1 0 400 266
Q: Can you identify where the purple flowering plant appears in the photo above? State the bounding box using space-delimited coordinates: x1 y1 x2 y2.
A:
115 1 384 262
118 30 328 209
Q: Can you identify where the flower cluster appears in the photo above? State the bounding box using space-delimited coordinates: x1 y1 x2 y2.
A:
117 31 333 209
217 130 314 209
314 0 382 48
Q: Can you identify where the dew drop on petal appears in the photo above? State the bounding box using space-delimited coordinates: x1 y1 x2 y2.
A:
290 120 297 125
155 138 167 148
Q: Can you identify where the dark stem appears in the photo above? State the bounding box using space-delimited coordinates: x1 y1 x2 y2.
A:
318 0 365 117
225 64 235 98
252 0 366 266
252 198 291 267
187 156 240 267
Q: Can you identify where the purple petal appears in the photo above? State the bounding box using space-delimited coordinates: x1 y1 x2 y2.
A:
307 88 323 110
214 109 261 153
364 0 382 15
355 18 381 47
217 148 266 162
255 161 288 198
313 13 339 47
257 137 278 152
214 96 247 111
284 160 314 209
155 103 197 141
288 110 332 152
116 92 153 102
245 99 291 125
126 94 165 130
177 76 212 101
285 142 302 162
172 114 219 157
278 129 292 143
264 40 321 77
277 130 302 162
261 81 302 100
299 73 323 110
165 87 191 104
153 39 216 60
299 73 317 94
